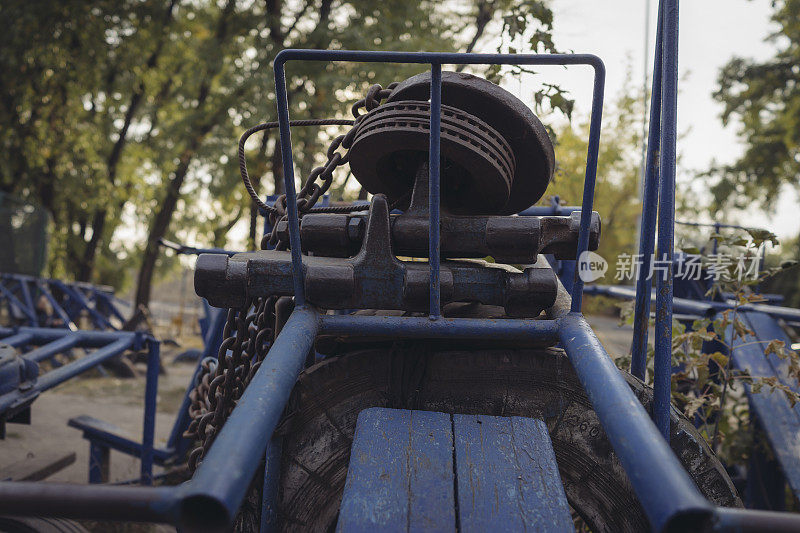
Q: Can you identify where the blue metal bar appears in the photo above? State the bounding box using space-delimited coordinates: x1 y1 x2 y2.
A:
517 205 581 216
0 482 179 523
23 335 81 363
712 507 800 532
52 280 114 330
319 314 560 342
570 60 606 311
0 327 138 346
140 339 160 485
558 313 711 531
0 281 37 324
429 63 442 319
178 308 319 530
0 332 34 347
33 337 135 391
36 280 77 329
273 65 306 306
653 0 680 439
631 0 665 380
259 437 283 533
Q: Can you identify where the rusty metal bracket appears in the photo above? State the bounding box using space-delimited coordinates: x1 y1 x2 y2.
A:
196 195 557 317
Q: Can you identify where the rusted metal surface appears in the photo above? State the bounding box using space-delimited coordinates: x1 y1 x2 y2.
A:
387 70 555 214
196 196 558 317
276 164 600 262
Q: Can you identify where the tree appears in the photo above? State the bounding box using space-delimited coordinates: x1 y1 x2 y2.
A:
1 0 562 314
710 0 800 212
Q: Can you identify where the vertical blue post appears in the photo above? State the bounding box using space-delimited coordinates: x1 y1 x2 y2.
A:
273 59 306 306
570 62 606 312
140 338 160 484
653 0 680 439
631 0 664 380
259 437 283 533
429 63 442 319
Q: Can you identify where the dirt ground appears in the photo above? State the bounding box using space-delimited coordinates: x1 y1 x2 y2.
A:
0 313 640 532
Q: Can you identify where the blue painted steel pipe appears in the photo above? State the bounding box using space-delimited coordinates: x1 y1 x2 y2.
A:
558 313 712 531
22 335 81 363
140 340 160 485
631 0 664 381
273 64 307 306
0 332 34 347
319 314 561 342
260 437 283 533
0 327 139 347
0 483 179 523
429 63 442 319
712 507 800 532
178 307 319 530
653 0 680 439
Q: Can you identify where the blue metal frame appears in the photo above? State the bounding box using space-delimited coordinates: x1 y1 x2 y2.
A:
0 273 129 331
272 49 606 315
0 327 160 483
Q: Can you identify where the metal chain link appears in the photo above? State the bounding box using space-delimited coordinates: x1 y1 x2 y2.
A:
265 82 398 250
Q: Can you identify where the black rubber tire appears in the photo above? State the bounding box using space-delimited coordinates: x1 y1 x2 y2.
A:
272 343 741 533
0 516 88 533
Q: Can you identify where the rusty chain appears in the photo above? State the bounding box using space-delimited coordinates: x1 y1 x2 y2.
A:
185 82 398 473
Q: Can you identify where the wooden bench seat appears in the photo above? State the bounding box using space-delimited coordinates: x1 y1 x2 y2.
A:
338 407 573 532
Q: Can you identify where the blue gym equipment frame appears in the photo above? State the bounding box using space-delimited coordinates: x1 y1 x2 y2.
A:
1 0 799 529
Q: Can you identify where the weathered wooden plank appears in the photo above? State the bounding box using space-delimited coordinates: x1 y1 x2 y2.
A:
0 451 76 481
732 312 800 499
511 417 573 532
408 410 456 531
453 414 572 532
337 407 455 532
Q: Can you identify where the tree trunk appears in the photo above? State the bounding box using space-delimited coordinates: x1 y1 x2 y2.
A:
77 0 178 283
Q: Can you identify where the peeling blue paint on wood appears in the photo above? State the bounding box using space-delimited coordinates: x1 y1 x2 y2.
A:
730 311 800 500
339 408 571 532
337 407 454 532
453 414 572 533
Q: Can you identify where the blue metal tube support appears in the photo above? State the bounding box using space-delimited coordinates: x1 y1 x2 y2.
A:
319 314 560 342
558 313 711 531
23 335 81 363
140 338 160 485
273 61 306 306
36 281 77 329
178 307 319 530
0 332 34 347
631 0 665 380
653 0 680 439
0 282 37 324
429 63 442 319
260 437 283 533
34 336 136 392
570 61 606 311
712 507 800 532
0 327 138 347
0 482 179 523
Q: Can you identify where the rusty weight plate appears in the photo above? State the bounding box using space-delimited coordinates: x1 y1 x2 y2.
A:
349 101 516 214
387 71 555 214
